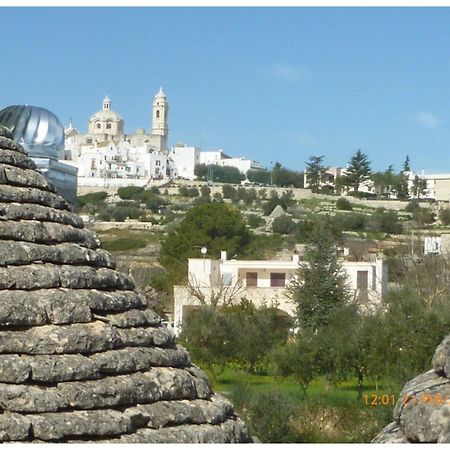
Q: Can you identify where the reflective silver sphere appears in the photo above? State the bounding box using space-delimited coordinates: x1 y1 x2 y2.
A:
0 105 64 160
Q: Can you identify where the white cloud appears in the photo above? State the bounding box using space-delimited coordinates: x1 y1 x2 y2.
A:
264 63 308 82
414 111 442 129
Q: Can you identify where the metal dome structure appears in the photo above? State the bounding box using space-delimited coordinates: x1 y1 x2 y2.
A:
0 105 64 160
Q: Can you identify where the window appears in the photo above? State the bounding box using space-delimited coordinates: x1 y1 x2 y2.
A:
222 273 233 286
156 110 160 119
357 271 368 291
270 273 286 287
86 138 93 145
156 160 161 166
106 123 112 130
246 272 257 287
96 123 101 129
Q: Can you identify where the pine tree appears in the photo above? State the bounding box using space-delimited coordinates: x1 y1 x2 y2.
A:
287 222 351 332
305 155 328 193
403 155 411 172
345 149 371 192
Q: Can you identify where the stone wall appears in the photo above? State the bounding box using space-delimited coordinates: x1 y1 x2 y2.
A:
0 125 251 443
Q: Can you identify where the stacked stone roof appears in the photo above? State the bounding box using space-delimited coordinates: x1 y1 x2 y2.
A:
373 334 450 443
0 125 251 443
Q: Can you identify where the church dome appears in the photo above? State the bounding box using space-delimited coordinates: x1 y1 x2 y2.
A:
89 109 123 123
0 105 64 160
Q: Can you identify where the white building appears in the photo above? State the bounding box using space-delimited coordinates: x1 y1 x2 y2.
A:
168 144 202 180
167 147 265 181
63 89 171 185
65 88 265 185
173 250 388 336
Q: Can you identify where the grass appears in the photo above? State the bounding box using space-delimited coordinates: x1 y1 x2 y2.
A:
97 228 164 253
204 366 398 443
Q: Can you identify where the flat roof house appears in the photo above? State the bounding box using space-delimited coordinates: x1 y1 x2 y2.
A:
173 251 388 336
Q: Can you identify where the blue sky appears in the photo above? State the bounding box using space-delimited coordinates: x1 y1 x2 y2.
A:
1 7 450 173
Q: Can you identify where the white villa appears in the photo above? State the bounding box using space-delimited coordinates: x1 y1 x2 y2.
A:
173 250 388 336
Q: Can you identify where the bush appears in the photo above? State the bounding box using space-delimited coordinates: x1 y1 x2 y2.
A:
336 197 353 211
117 186 145 200
200 185 211 198
178 186 199 197
248 390 297 442
333 213 366 232
150 186 160 195
347 191 377 200
247 214 265 229
77 191 108 208
440 208 450 225
222 184 237 200
272 215 297 235
405 200 420 213
212 192 223 203
145 196 168 212
366 208 403 234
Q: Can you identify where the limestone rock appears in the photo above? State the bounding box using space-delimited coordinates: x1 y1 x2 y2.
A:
0 133 250 442
373 335 450 443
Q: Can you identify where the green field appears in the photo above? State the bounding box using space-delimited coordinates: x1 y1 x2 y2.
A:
206 367 399 443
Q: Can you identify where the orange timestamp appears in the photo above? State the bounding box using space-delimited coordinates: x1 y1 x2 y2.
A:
363 393 450 406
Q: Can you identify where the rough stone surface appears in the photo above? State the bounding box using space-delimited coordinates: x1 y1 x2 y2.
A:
0 136 250 442
373 335 450 443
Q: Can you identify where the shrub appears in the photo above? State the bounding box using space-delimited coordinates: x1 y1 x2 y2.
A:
150 186 160 195
187 187 199 197
440 208 450 226
405 200 421 213
222 184 237 200
77 191 108 208
247 214 265 229
347 191 377 200
178 186 189 197
212 192 223 203
272 215 297 235
248 390 296 442
336 197 353 211
200 185 211 198
117 186 145 200
367 208 403 234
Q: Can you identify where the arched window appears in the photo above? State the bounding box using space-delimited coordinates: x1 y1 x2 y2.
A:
106 122 112 130
156 110 160 119
96 123 101 129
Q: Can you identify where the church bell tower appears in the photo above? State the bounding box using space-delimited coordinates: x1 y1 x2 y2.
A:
152 87 169 153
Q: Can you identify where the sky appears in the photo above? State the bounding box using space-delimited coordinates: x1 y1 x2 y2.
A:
0 6 450 173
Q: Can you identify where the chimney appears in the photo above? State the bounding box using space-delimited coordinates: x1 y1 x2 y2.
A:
220 251 227 261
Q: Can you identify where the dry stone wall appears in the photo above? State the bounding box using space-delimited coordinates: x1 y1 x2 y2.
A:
0 125 251 443
374 334 450 443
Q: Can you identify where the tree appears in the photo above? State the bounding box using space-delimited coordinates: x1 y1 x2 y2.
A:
393 172 409 200
159 203 252 285
403 155 411 172
439 208 450 226
345 150 371 192
305 155 328 193
287 221 351 331
194 164 207 180
411 175 427 199
247 169 271 185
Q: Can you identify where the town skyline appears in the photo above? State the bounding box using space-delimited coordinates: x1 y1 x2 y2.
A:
1 7 450 173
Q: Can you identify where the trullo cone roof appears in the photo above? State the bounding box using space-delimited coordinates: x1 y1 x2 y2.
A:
0 126 251 443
